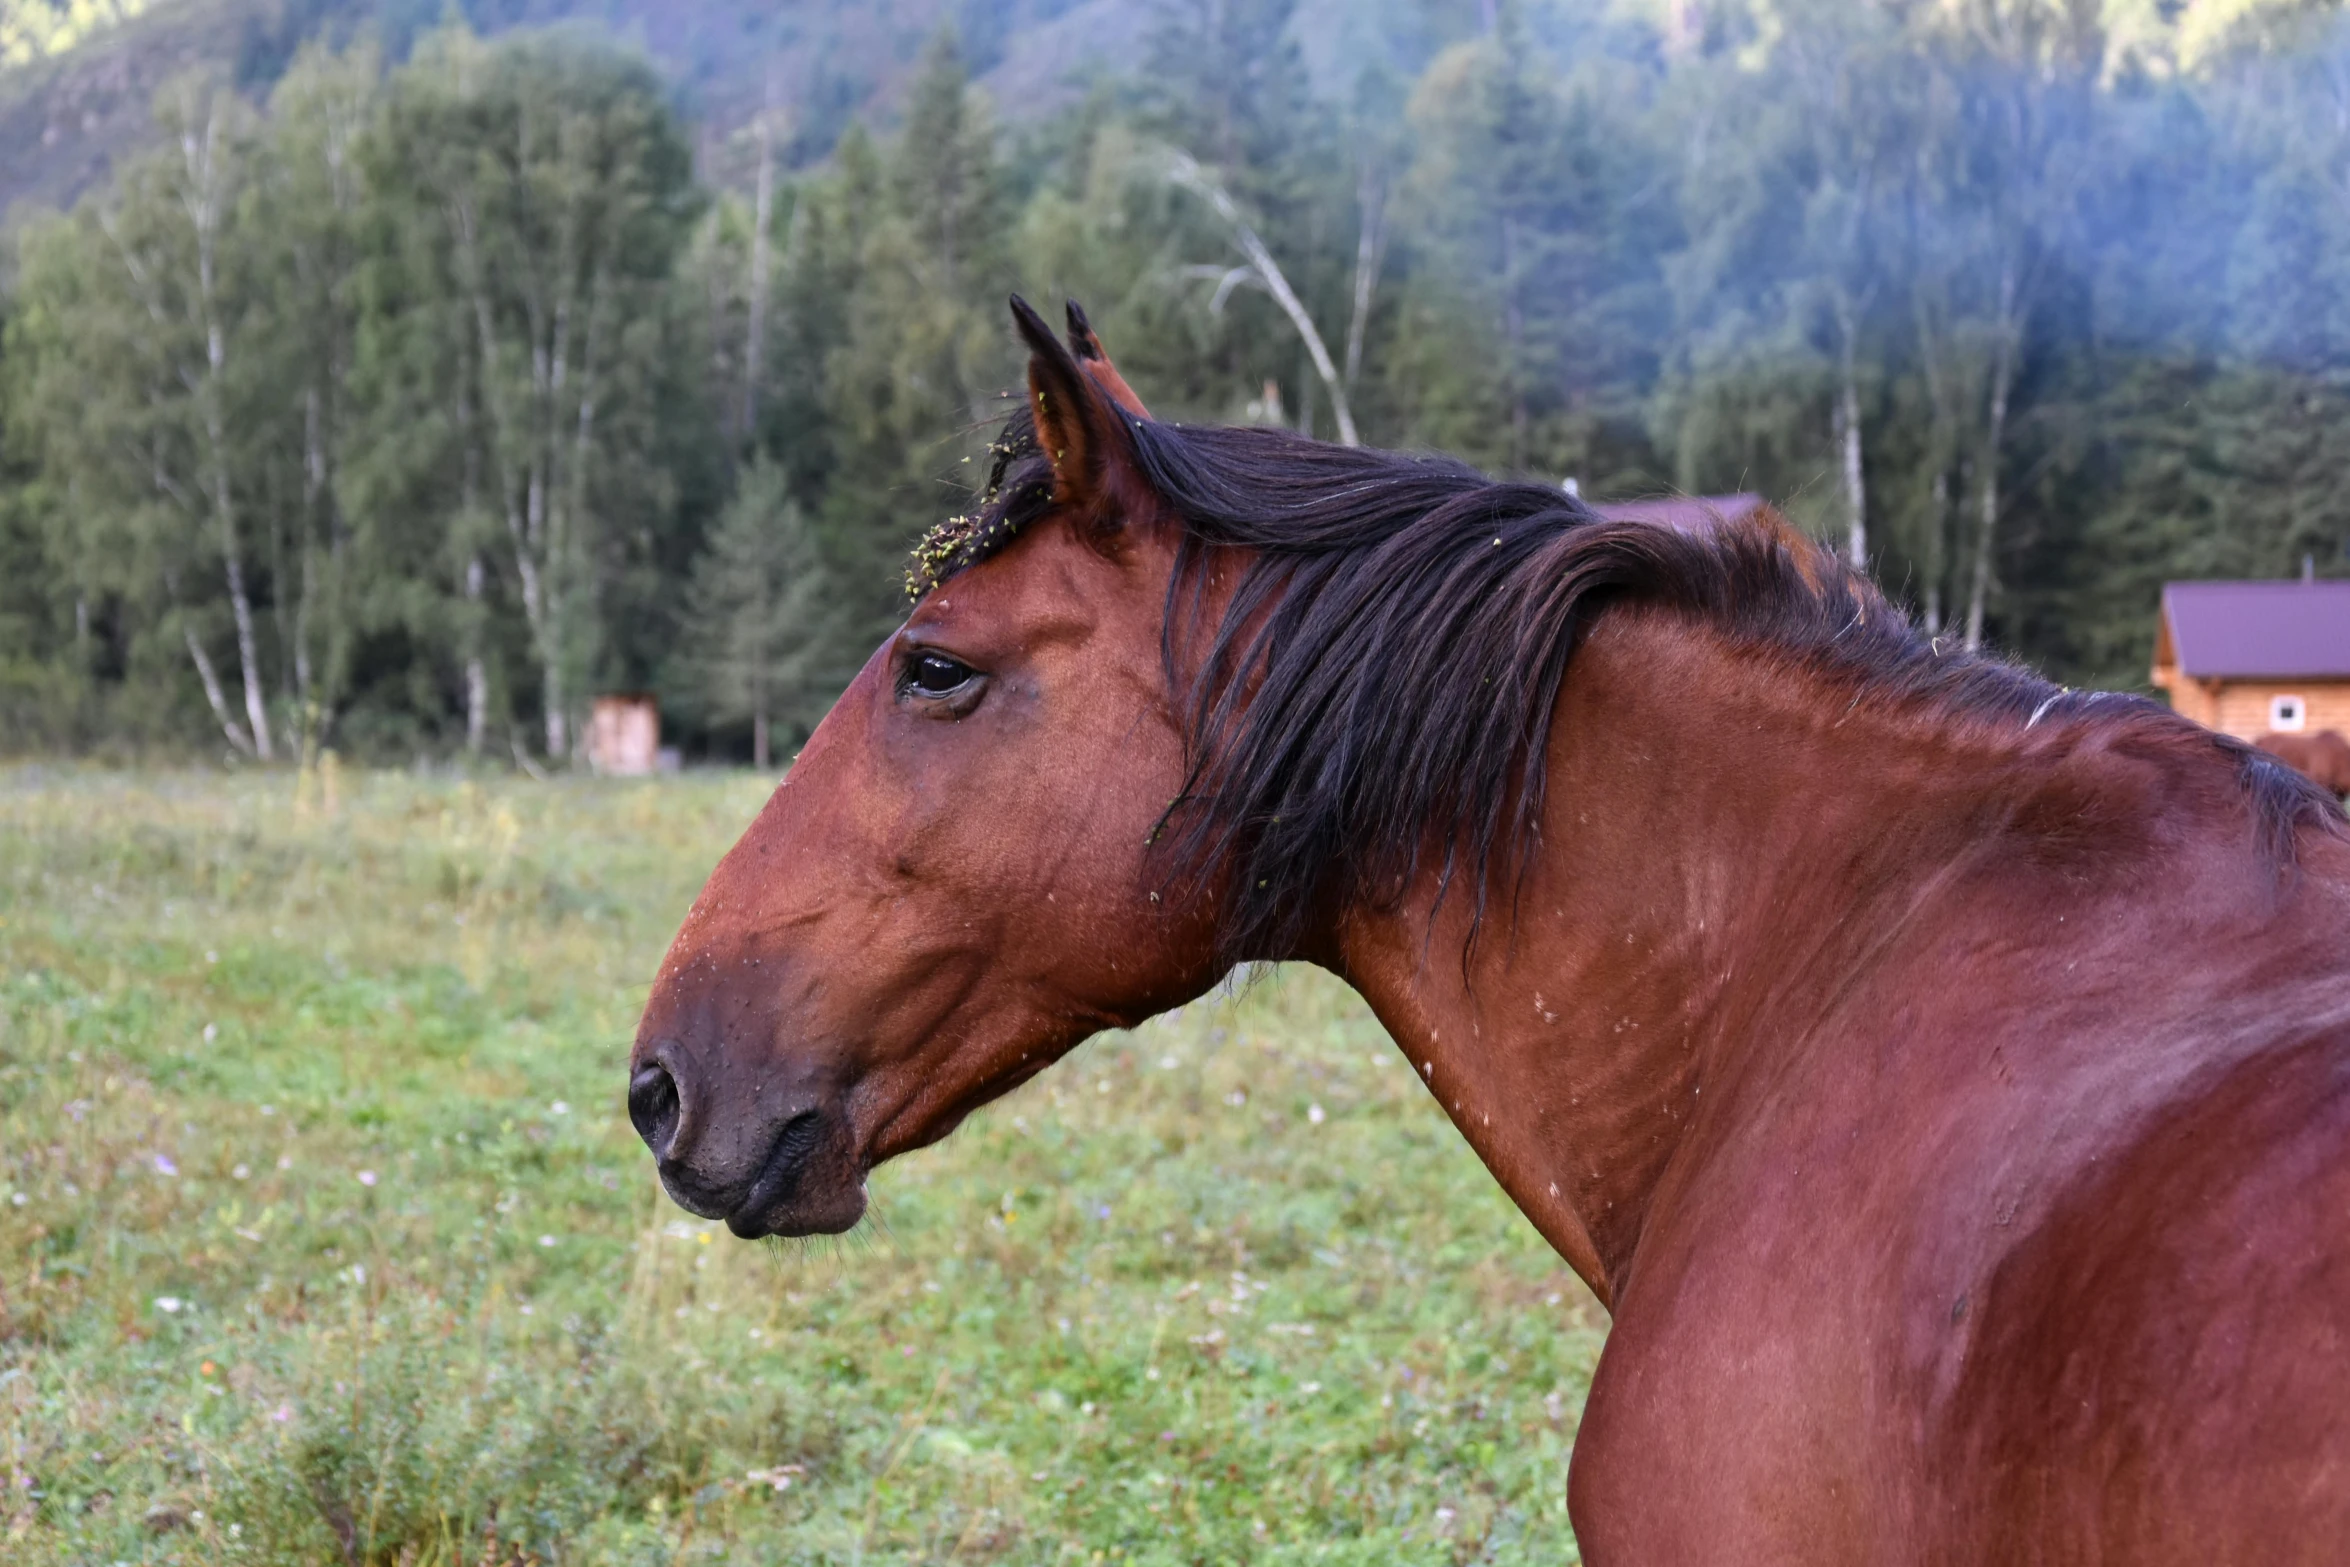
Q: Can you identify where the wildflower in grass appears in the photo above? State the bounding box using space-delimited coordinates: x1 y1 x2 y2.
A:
269 1403 291 1423
549 1100 570 1116
152 1152 178 1176
232 1164 249 1180
1308 1103 1326 1124
357 1169 376 1185
8 1191 23 1206
538 1234 555 1247
155 1297 183 1313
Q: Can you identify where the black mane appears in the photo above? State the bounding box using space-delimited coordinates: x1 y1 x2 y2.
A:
915 409 2339 964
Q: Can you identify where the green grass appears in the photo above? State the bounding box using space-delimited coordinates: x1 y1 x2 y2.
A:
0 766 1605 1564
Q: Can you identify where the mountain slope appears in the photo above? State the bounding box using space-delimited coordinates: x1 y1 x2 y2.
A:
0 0 1134 220
0 0 1470 221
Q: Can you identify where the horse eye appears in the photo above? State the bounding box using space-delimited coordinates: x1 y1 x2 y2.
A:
907 653 975 696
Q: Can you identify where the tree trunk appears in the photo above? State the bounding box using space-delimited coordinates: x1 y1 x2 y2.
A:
1343 161 1387 397
1911 279 1959 636
1501 213 1527 472
546 266 608 765
184 103 273 760
465 555 488 756
296 384 325 721
741 79 777 443
214 438 272 762
1923 469 1948 634
460 217 563 763
1964 267 2020 652
1169 156 1359 446
754 708 771 772
543 663 568 762
1834 307 1866 570
457 351 489 758
186 627 257 756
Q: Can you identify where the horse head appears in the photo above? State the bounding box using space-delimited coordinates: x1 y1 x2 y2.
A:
628 299 1227 1237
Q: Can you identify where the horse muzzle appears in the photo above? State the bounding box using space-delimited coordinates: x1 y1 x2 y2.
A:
628 1046 868 1238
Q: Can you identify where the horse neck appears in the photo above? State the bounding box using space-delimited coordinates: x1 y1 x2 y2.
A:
1314 604 2048 1309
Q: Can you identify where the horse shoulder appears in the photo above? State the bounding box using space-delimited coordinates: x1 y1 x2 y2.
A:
1928 1020 2350 1565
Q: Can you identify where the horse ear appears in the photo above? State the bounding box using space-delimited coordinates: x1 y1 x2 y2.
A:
1010 294 1132 510
1064 299 1152 420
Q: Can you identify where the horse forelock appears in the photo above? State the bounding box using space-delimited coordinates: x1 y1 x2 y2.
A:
909 404 2344 964
906 404 1059 601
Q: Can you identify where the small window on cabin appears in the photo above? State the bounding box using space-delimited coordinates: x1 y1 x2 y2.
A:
2270 694 2308 733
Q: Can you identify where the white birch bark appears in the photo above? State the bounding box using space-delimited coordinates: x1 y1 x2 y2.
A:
1833 305 1867 570
179 98 274 760
465 556 489 756
1963 262 2020 652
186 628 257 756
1170 154 1359 446
1343 160 1388 398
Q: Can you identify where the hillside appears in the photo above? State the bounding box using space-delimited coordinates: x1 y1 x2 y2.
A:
0 0 1071 218
0 0 1454 220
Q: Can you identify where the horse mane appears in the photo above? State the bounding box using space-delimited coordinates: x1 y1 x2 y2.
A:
915 407 2341 964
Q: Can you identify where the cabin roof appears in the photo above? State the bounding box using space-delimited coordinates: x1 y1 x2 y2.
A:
1592 492 1768 536
2160 579 2350 679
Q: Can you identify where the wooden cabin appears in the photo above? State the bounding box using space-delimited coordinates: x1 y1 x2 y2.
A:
1592 491 1782 537
2152 579 2350 741
587 693 662 777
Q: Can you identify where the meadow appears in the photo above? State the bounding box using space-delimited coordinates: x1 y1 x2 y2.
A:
0 767 1605 1565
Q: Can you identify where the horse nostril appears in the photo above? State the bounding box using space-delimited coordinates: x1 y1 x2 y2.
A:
629 1063 682 1158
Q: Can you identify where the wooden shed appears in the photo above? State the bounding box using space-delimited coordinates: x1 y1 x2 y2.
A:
587 693 662 777
2152 579 2350 741
1593 491 1783 537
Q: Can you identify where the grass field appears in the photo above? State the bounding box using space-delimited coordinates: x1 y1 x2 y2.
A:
0 766 1606 1565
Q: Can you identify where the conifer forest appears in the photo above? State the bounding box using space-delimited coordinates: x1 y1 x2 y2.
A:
3 0 2346 763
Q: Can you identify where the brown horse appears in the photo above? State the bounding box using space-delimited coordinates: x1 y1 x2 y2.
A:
631 299 2350 1563
2258 728 2350 796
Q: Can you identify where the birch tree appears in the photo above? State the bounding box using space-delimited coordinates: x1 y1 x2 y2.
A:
164 78 273 757
368 28 696 762
1170 151 1360 446
248 42 377 745
11 74 282 756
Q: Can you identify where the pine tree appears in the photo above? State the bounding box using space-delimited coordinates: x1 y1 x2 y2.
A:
810 33 1015 647
675 459 840 767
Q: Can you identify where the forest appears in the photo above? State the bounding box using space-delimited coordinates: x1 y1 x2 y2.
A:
1 0 2345 764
